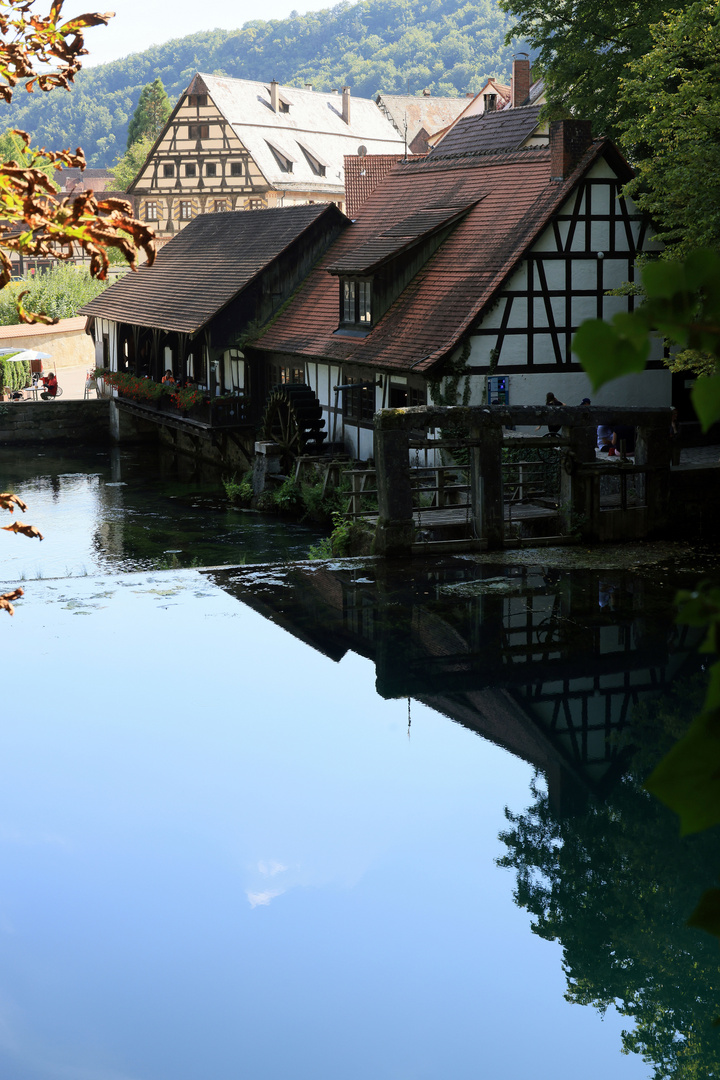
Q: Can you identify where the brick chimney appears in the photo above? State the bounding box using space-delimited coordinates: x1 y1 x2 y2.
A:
270 79 279 112
342 86 351 124
511 54 531 108
550 119 593 180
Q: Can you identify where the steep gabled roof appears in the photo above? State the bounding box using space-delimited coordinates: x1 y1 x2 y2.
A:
375 94 469 145
81 203 347 334
188 74 406 194
253 139 627 373
327 203 478 275
430 105 543 157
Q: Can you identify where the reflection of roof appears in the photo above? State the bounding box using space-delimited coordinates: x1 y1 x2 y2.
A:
327 203 477 274
190 74 406 194
430 106 543 157
376 93 468 143
80 203 346 333
255 139 614 373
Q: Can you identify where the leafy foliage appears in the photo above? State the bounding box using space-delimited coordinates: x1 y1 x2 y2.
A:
1 490 42 614
110 133 154 191
126 77 171 149
618 1 720 258
0 353 29 389
573 249 720 428
498 0 689 140
0 264 108 324
498 752 720 1080
0 0 527 166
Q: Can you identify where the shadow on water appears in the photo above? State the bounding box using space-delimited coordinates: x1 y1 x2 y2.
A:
209 553 720 1078
0 442 325 577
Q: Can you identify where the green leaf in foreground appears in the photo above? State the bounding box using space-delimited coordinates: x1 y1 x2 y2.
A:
645 707 720 835
572 315 651 391
691 373 720 432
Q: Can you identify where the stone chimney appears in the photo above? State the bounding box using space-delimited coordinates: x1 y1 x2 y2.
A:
511 54 531 108
342 86 351 124
270 79 279 112
550 119 593 180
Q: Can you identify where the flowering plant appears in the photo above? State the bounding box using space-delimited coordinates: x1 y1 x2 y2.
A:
169 386 207 410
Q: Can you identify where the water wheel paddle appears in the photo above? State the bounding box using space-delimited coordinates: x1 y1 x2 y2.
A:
260 383 326 472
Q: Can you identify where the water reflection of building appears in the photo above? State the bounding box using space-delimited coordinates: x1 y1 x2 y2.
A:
210 559 699 812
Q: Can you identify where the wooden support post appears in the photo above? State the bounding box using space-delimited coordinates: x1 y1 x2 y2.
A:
471 422 504 548
635 419 671 534
375 427 414 556
560 423 597 538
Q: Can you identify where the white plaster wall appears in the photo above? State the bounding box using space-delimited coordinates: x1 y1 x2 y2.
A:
482 367 671 409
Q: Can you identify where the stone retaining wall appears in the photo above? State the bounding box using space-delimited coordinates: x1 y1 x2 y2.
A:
0 399 110 444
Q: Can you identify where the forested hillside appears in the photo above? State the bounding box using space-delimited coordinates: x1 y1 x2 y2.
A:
0 0 523 166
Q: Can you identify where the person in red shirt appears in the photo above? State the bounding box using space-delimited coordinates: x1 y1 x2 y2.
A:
40 371 58 399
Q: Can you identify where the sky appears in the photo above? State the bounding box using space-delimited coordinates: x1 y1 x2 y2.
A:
63 0 320 68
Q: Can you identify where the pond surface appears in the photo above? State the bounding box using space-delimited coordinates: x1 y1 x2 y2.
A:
0 443 324 577
2 444 720 1079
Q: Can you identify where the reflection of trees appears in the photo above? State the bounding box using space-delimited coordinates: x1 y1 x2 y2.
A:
498 676 720 1079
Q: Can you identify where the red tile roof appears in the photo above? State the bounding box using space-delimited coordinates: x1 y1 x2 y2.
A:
345 154 425 217
254 140 626 374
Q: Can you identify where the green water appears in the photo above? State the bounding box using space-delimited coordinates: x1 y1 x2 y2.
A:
0 442 325 579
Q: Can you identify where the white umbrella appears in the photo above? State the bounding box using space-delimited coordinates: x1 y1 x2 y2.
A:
0 349 52 363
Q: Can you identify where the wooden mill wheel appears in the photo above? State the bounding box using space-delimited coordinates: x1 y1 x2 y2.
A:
260 383 326 473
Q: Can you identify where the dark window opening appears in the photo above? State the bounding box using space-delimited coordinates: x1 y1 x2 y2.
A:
484 93 497 112
185 163 196 177
341 278 372 326
187 94 208 108
389 385 426 409
163 163 175 178
230 162 243 177
188 124 209 140
205 163 217 177
279 101 290 113
342 376 375 423
271 365 304 386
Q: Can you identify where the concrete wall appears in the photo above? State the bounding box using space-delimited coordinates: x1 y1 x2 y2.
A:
0 317 94 371
0 399 109 444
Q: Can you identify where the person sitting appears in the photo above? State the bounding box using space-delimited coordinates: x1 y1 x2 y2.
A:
610 423 636 457
597 424 614 451
161 369 175 385
40 371 58 399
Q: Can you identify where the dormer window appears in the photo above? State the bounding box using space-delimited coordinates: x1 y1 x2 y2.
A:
266 141 294 174
484 93 497 112
299 145 326 177
341 279 372 326
279 101 290 113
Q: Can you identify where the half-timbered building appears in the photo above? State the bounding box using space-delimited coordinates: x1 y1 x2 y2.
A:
80 203 347 455
248 119 667 461
128 74 405 243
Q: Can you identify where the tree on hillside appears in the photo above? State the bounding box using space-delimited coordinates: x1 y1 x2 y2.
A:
126 77 171 149
0 0 525 166
498 0 694 141
111 133 154 192
618 0 720 259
